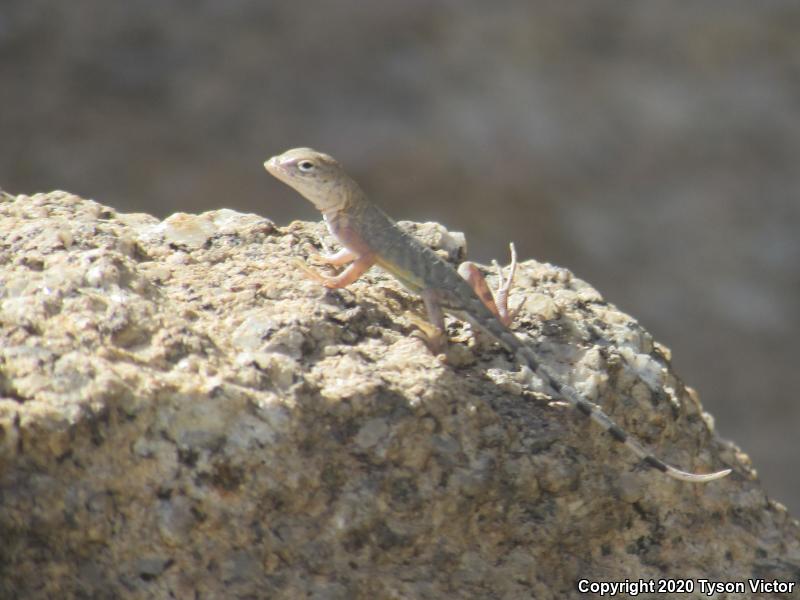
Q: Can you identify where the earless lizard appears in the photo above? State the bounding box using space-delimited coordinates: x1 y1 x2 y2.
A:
265 147 731 483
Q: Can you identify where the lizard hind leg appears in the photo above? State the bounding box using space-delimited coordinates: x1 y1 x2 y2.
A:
457 242 518 326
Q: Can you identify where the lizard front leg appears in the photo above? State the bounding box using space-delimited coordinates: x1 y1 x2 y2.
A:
292 254 375 288
457 243 518 326
310 246 358 266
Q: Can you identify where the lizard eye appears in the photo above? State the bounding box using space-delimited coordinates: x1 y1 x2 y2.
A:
297 160 315 173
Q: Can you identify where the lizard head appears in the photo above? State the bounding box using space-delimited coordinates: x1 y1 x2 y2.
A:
265 148 357 212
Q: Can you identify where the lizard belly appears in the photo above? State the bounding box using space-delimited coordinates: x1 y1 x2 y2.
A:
375 257 426 294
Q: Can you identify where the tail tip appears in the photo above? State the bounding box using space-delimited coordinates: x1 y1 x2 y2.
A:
667 466 732 483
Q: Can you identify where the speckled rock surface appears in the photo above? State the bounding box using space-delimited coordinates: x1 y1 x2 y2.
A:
0 191 797 599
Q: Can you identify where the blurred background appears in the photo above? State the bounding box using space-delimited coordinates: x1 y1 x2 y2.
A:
1 2 798 512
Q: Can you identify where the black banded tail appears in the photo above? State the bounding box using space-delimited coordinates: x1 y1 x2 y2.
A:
565 386 731 482
533 350 730 482
474 315 731 483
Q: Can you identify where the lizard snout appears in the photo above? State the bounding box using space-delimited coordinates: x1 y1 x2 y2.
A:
264 156 280 173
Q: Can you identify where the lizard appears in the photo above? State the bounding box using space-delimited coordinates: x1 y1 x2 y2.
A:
264 147 731 483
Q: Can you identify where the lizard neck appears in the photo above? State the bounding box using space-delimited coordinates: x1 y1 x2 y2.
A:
321 188 375 254
321 184 367 221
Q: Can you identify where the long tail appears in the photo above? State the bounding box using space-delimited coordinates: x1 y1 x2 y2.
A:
485 324 731 483
551 377 731 482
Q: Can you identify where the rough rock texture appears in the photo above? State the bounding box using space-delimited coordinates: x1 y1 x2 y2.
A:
0 191 797 599
3 3 800 515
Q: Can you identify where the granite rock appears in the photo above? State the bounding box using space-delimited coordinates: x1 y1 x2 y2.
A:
0 191 797 599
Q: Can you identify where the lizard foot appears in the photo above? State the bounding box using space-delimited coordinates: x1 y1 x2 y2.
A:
406 312 447 354
493 242 519 324
457 242 519 327
291 257 337 286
